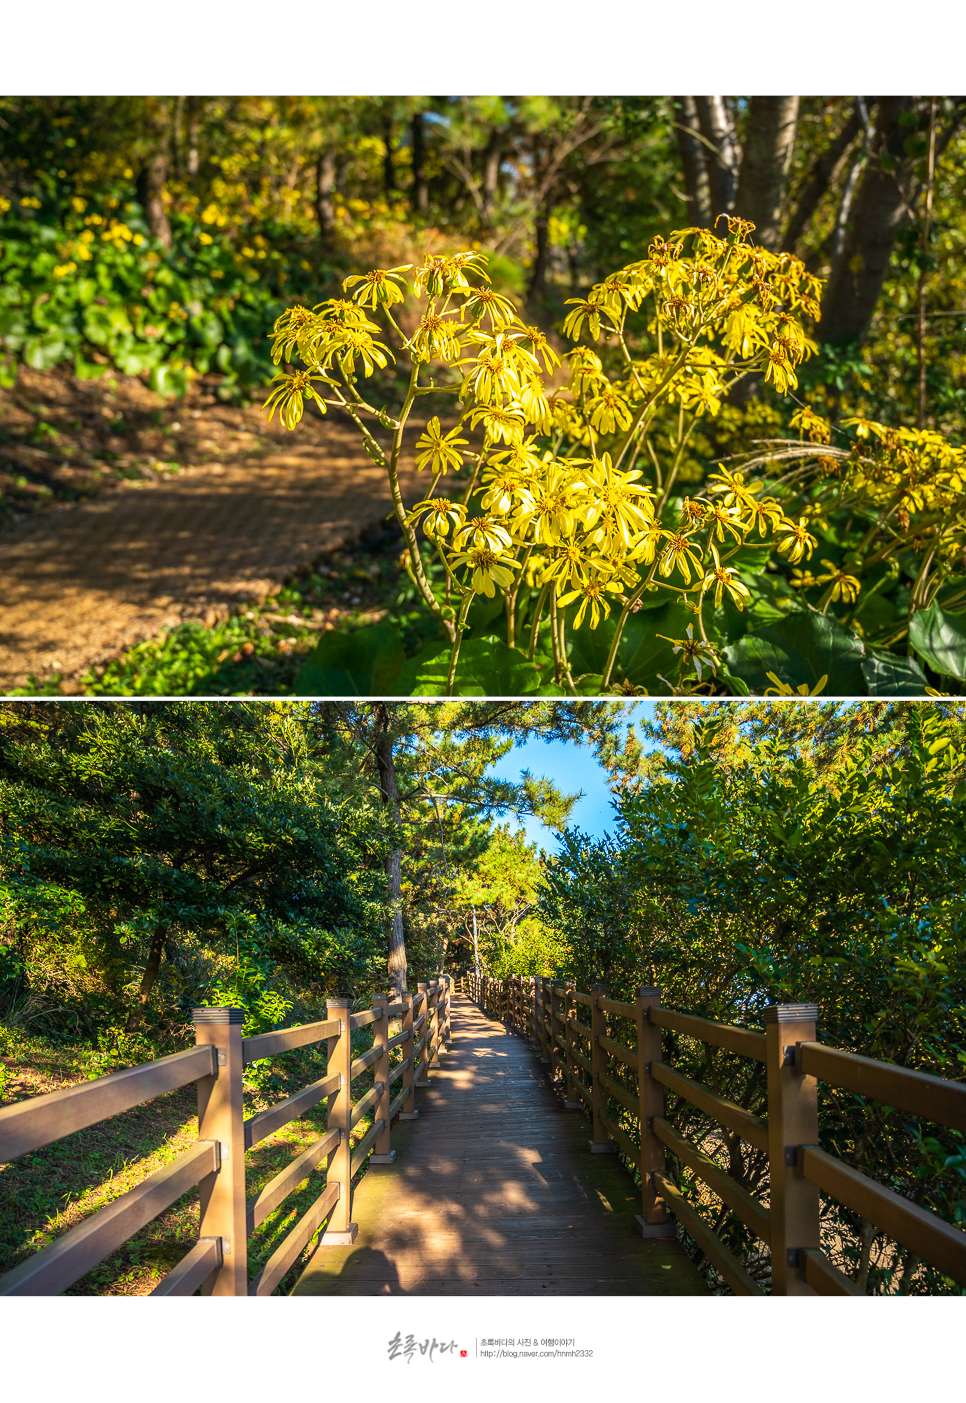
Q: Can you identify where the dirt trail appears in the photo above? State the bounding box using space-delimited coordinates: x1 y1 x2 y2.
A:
0 371 417 691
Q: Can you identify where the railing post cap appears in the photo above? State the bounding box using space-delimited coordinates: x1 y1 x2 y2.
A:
762 1003 820 1024
636 986 661 998
325 996 351 1010
192 1006 244 1025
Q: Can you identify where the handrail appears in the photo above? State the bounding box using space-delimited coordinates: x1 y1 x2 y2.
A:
649 1007 767 1063
244 1073 340 1151
0 1044 217 1162
799 1042 966 1133
465 971 965 1297
1 973 453 1296
243 1018 340 1065
0 1140 219 1296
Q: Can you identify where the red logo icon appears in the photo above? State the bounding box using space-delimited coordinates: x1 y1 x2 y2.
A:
460 1351 467 1358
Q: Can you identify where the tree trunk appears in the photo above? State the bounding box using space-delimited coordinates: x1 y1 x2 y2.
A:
136 150 172 250
185 97 200 179
315 148 337 248
410 113 428 216
382 113 396 195
733 96 800 251
528 202 551 305
695 95 740 218
783 102 865 253
125 924 167 1030
672 96 713 227
481 128 503 224
374 703 406 998
819 96 922 345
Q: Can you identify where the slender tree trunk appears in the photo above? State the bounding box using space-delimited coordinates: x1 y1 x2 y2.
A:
819 97 922 345
185 97 200 180
672 96 713 227
374 703 406 998
481 128 503 225
136 150 172 250
783 102 865 253
382 113 396 195
917 98 937 427
125 925 167 1030
315 148 337 248
410 112 428 216
733 96 800 251
528 201 551 304
695 95 740 217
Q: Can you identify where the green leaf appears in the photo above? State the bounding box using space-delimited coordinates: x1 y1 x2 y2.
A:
294 623 407 696
410 636 550 695
617 601 699 688
724 611 867 695
909 601 966 680
860 649 927 696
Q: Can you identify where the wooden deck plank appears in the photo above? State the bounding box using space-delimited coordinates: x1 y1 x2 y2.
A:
292 996 707 1296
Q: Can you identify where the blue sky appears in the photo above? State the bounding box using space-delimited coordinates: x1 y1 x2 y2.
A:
488 701 661 852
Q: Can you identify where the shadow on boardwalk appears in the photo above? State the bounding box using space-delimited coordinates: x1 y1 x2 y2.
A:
293 997 707 1296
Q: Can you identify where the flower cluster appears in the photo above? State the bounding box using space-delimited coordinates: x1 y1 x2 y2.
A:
262 223 857 693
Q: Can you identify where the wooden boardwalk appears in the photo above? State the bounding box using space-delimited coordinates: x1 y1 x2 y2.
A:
293 995 707 1296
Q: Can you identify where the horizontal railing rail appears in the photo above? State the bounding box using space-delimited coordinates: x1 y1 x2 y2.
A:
0 975 452 1297
458 971 966 1296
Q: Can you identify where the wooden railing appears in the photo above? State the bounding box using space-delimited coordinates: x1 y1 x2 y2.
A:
0 976 451 1296
460 973 966 1296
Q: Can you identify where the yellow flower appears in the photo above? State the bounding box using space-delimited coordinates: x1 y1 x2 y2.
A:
655 623 720 681
764 346 798 394
658 532 704 585
263 370 328 430
453 515 515 553
764 671 828 697
449 546 521 597
562 295 610 342
776 516 818 564
703 499 745 545
467 403 525 446
411 311 462 362
413 251 489 297
815 559 861 604
461 334 522 404
269 304 317 364
408 497 467 539
462 284 517 327
700 544 751 610
413 418 468 474
514 325 560 374
558 578 622 630
342 265 412 308
588 387 633 436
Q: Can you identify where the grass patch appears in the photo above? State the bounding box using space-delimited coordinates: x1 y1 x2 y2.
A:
0 1020 395 1294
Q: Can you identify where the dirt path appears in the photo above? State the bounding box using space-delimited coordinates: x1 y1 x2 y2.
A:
0 369 417 691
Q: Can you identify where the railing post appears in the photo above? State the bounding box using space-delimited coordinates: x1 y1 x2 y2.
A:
764 1002 821 1295
589 984 615 1154
529 977 539 1049
429 980 441 1067
563 982 581 1109
442 975 452 1045
550 981 564 1085
370 993 395 1164
398 990 419 1120
192 1007 248 1295
319 996 357 1246
415 984 432 1085
635 986 675 1238
537 978 551 1063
